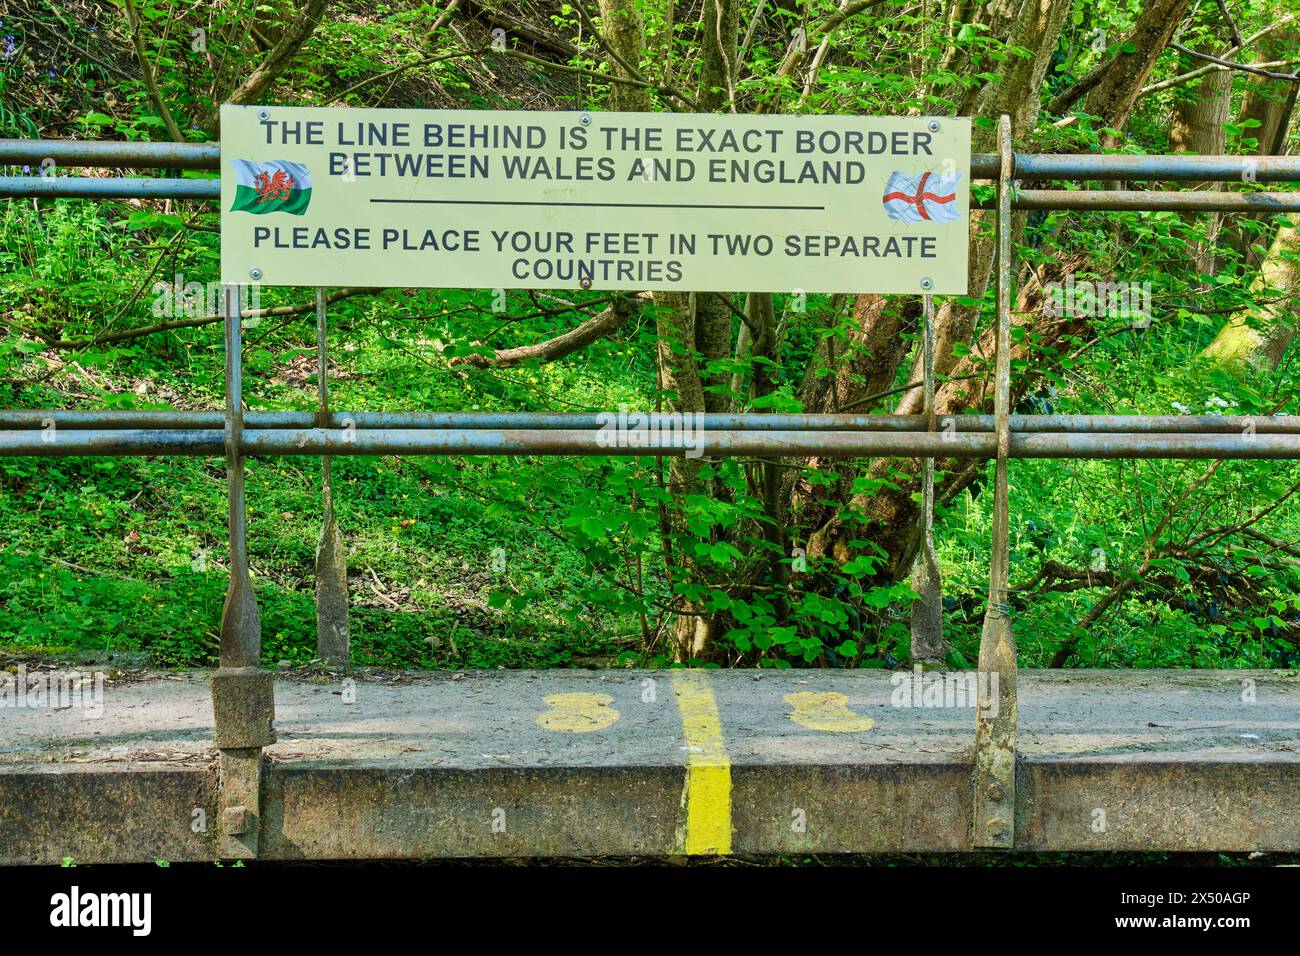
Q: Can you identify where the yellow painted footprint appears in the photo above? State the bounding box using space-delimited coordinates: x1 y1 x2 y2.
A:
536 692 620 733
784 692 875 733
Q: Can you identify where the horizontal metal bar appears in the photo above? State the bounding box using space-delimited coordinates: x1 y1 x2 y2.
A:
2 428 1296 459
0 139 220 169
247 428 1300 459
5 411 1297 434
0 429 226 456
0 176 219 200
983 153 1300 184
1003 189 1300 212
4 139 1296 184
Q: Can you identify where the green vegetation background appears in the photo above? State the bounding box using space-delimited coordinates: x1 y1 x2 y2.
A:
1 0 1297 674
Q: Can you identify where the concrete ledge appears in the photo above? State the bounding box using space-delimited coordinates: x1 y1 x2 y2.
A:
0 766 219 864
2 669 1297 861
730 763 974 853
1019 762 1300 851
263 766 687 859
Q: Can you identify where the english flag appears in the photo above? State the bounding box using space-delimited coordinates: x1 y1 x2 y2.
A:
881 169 962 224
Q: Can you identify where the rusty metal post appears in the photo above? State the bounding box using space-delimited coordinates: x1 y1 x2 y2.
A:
211 284 275 858
909 294 945 664
315 289 350 668
972 115 1019 849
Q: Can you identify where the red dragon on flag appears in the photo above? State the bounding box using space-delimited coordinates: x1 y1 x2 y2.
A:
252 168 297 203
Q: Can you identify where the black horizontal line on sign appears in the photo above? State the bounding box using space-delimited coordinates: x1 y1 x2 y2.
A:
369 199 826 210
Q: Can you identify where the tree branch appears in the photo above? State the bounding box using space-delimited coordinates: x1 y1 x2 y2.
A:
755 0 887 112
225 0 331 108
461 0 583 58
491 45 698 107
1169 42 1300 81
450 297 636 368
1139 13 1299 95
122 0 185 142
20 288 378 351
326 45 479 106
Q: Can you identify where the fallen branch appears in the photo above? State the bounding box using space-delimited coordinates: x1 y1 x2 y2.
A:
461 0 583 59
756 0 887 112
491 45 699 108
326 47 480 107
450 296 635 368
17 288 379 351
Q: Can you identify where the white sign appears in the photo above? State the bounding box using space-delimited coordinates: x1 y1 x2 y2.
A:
220 106 971 293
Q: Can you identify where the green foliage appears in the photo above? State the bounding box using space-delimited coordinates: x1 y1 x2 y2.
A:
1 0 1297 674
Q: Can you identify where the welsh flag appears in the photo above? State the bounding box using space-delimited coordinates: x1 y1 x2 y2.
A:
882 169 962 224
229 159 312 216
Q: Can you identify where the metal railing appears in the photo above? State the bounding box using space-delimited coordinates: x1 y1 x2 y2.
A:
1 122 1297 854
4 136 1300 210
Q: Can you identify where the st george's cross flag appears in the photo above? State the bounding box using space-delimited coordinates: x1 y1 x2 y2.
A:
881 169 962 224
229 159 313 216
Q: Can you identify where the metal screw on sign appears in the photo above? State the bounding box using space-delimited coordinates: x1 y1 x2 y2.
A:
258 109 269 120
920 277 933 291
928 120 940 133
580 112 592 126
579 276 593 290
249 267 263 281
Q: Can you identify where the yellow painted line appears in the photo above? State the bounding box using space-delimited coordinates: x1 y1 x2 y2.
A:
535 692 620 732
671 671 732 855
784 691 875 732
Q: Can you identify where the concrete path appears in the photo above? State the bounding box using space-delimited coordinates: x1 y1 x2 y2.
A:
2 669 1297 861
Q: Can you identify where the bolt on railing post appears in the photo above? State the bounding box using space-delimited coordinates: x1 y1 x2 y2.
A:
909 294 945 664
972 115 1019 849
211 284 275 859
314 288 350 669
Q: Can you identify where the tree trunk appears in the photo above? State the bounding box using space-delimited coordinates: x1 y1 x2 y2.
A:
798 0 1074 572
596 0 652 113
1170 68 1232 275
802 0 1201 581
1083 0 1194 147
1203 212 1300 369
652 1 739 659
1170 69 1232 156
1223 17 1300 268
654 294 713 659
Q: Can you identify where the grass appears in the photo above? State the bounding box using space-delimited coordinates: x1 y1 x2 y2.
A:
2 203 1297 672
0 285 646 669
